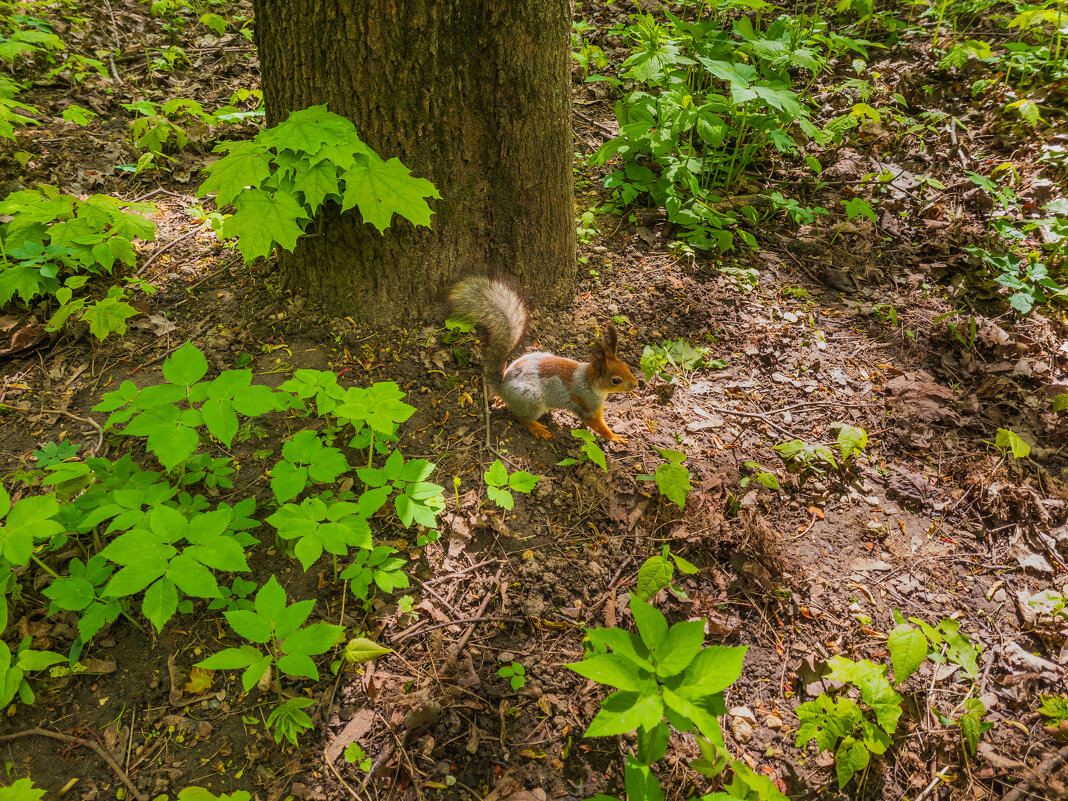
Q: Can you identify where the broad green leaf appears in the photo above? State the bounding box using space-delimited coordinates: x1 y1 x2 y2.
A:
567 654 649 691
585 690 664 737
164 342 209 386
343 637 393 664
197 644 263 670
485 459 508 488
630 594 669 651
224 609 273 643
223 188 309 262
635 555 673 601
142 577 179 631
888 624 927 685
341 156 440 233
676 645 748 698
277 651 319 680
83 297 138 340
197 141 273 206
844 197 876 224
282 622 344 656
201 398 238 446
995 428 1030 459
655 619 706 677
509 470 541 493
655 462 691 509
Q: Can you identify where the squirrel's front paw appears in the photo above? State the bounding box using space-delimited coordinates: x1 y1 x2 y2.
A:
607 433 628 445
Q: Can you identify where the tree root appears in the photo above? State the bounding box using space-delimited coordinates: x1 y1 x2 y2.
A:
0 726 148 801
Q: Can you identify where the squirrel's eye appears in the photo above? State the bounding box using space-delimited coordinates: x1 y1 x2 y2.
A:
612 377 622 385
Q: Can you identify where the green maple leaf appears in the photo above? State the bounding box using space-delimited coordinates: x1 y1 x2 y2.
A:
198 141 273 206
83 297 138 340
0 264 45 304
261 105 365 158
288 158 342 210
341 156 440 233
223 188 309 262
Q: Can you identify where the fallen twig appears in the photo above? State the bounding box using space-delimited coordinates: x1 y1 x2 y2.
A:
0 727 148 801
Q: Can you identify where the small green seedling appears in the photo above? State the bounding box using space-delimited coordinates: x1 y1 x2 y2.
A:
741 461 780 490
637 448 692 510
483 459 541 510
497 661 527 690
197 575 344 692
634 545 699 601
994 428 1031 459
558 429 607 472
344 742 374 771
640 339 723 381
795 656 902 789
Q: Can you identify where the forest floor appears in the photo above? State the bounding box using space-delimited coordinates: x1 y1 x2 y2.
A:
1 1 1067 801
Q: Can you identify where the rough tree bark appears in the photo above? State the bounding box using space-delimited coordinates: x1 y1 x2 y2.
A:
251 0 576 326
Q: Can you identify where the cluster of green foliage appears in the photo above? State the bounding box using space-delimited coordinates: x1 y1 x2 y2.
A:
587 4 870 253
1 343 442 745
567 586 781 801
0 187 158 339
197 105 440 263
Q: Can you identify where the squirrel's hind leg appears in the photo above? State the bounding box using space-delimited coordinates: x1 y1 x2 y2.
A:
518 419 553 439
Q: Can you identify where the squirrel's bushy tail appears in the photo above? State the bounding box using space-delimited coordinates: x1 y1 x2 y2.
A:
448 277 529 384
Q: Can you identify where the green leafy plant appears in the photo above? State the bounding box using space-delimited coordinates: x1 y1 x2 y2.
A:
558 429 608 472
196 574 343 688
634 544 699 601
994 427 1031 459
577 210 601 245
340 545 410 604
888 613 981 684
483 459 541 510
772 439 839 475
266 497 370 572
196 104 440 262
0 778 45 801
640 338 722 381
94 342 297 471
344 742 374 771
795 656 902 788
1039 695 1068 725
833 424 868 462
0 186 158 338
269 430 350 504
567 593 758 801
0 635 66 708
32 440 80 468
589 11 834 253
641 447 691 510
122 98 219 157
740 461 780 491
0 74 38 140
497 661 527 690
957 697 990 757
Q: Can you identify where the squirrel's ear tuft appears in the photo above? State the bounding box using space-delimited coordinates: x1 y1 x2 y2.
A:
602 322 619 356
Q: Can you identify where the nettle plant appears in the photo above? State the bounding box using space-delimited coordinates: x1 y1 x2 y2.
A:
0 186 158 339
196 104 440 263
0 343 443 741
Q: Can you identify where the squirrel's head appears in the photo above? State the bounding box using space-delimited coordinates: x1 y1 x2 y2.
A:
589 323 638 394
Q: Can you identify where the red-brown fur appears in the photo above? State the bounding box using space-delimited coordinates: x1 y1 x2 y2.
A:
538 356 580 383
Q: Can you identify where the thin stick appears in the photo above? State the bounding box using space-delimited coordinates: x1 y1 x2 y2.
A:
445 568 505 667
0 727 148 801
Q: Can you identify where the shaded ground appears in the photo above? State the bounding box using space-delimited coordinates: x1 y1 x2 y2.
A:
1 2 1067 801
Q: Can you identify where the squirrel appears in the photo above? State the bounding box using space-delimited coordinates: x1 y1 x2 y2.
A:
448 276 638 443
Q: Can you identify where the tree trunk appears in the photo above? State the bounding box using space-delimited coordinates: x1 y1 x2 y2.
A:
251 0 576 326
